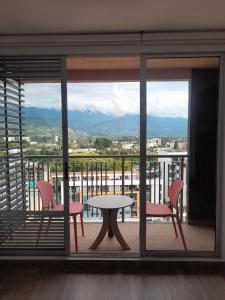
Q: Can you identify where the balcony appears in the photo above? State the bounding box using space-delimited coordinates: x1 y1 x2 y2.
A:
0 154 215 254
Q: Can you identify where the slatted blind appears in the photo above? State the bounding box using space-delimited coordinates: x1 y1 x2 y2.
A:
0 58 66 254
0 59 61 79
0 78 25 211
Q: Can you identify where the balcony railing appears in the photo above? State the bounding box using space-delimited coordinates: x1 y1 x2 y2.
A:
24 154 188 222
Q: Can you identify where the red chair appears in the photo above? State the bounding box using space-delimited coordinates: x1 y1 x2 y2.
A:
146 179 187 250
37 179 84 252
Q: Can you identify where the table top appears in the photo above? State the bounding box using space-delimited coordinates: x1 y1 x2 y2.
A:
87 195 133 210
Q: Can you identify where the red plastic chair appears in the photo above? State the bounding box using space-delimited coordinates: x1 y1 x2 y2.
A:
37 179 84 252
146 179 187 250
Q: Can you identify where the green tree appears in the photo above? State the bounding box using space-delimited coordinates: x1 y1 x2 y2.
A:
94 137 113 150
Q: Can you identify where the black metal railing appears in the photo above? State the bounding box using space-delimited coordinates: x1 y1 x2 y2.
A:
23 154 188 222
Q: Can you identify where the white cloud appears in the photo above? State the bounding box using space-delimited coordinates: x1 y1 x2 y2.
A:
24 83 61 109
67 82 139 116
24 81 188 118
147 83 188 118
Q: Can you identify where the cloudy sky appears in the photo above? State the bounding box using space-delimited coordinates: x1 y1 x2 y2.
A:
24 81 188 119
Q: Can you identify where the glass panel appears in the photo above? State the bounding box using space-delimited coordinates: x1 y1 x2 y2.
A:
145 57 219 252
67 56 140 254
23 81 66 252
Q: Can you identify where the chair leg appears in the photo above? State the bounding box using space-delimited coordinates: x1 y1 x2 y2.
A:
172 217 178 238
36 215 44 247
73 215 78 252
80 212 84 237
46 216 51 236
175 215 187 251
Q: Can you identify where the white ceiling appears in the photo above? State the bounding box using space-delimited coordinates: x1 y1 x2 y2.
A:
1 0 225 35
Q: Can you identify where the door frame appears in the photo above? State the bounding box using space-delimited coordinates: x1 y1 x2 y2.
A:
61 56 70 255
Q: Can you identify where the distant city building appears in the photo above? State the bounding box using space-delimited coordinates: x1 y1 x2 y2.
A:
55 135 59 143
45 143 61 149
22 136 30 142
68 148 75 153
8 149 20 154
7 137 15 142
168 140 188 150
133 144 140 151
121 142 134 150
146 138 162 148
4 136 30 142
71 148 97 153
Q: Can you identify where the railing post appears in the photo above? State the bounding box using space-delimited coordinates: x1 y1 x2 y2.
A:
113 161 116 195
32 161 36 211
55 162 58 205
180 157 184 223
72 162 75 202
27 161 31 210
122 157 125 222
131 161 133 217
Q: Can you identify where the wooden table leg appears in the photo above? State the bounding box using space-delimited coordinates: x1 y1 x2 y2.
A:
108 210 114 237
89 208 131 250
89 209 109 250
110 209 130 250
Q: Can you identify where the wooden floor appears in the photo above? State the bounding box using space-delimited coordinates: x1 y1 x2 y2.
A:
71 222 215 253
0 268 225 300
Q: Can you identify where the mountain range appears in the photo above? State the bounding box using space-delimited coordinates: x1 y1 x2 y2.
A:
24 107 188 138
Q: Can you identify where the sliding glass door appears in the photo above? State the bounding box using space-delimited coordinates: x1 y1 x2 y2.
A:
140 55 222 256
66 56 140 254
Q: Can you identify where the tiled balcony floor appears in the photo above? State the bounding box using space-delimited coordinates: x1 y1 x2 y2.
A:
71 222 215 253
0 219 214 253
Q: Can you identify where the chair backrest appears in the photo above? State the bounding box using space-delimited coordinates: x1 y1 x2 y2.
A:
168 180 184 209
37 180 54 209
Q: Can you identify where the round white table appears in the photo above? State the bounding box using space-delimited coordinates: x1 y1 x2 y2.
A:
87 195 133 250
